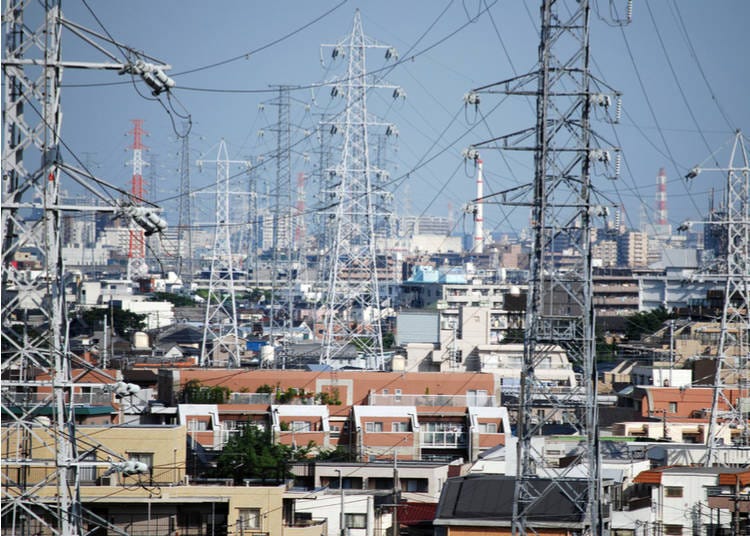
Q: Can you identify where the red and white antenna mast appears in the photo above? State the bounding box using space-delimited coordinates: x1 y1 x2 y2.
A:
127 119 148 279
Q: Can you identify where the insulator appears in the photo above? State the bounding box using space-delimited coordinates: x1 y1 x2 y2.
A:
385 124 398 136
627 0 633 23
332 46 345 59
330 86 340 98
462 147 479 161
614 153 621 179
615 97 622 124
392 87 406 99
258 103 265 111
257 129 265 138
385 46 398 60
330 124 338 135
463 91 480 106
153 68 175 91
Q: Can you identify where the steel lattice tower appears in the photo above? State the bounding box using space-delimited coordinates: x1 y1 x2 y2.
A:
268 86 294 354
2 2 172 533
126 119 148 280
1 4 81 534
467 1 620 533
199 140 249 368
177 123 194 283
700 130 750 464
319 10 399 367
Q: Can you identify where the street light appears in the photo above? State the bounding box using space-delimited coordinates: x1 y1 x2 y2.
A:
335 469 345 536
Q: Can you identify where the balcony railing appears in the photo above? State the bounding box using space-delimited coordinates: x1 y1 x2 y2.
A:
420 431 467 448
2 390 112 406
368 393 496 407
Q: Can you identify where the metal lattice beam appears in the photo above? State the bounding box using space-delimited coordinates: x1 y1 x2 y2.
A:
467 1 621 533
319 10 399 367
199 140 250 368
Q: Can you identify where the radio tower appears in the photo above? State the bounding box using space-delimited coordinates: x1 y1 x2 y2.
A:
697 130 750 464
466 0 621 533
319 10 401 367
127 119 148 280
199 140 250 367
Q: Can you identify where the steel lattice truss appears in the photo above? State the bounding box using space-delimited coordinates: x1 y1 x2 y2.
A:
702 131 750 463
1 4 82 534
319 10 399 366
199 140 249 368
469 0 620 533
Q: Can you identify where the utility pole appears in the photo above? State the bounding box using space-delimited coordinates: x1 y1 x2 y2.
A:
198 140 251 367
392 455 400 536
319 9 402 368
464 0 621 533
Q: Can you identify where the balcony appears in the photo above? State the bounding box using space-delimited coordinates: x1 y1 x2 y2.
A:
368 393 496 408
420 430 467 448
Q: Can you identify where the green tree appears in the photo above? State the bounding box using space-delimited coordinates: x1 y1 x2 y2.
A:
149 292 195 307
81 307 146 336
624 307 672 341
212 425 311 484
182 379 230 403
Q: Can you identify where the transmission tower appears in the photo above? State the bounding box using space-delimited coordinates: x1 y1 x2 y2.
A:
126 119 148 280
466 0 621 533
319 9 401 367
199 140 250 367
693 130 750 464
2 2 173 534
267 86 294 357
177 123 194 283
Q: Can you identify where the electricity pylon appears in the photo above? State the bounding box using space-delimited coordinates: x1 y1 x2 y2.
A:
319 9 401 367
198 140 251 367
693 131 750 464
466 0 620 533
2 1 172 534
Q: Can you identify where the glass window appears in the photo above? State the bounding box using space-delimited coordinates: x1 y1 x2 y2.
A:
668 402 678 413
345 513 367 529
292 421 311 432
392 421 409 432
238 508 261 530
479 422 497 434
663 525 683 535
664 486 683 498
365 422 383 433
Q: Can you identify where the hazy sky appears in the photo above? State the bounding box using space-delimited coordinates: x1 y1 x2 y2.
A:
47 0 750 238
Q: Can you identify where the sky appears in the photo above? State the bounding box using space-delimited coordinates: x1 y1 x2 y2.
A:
45 0 750 240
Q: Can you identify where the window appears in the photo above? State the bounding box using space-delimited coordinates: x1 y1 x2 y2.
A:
467 390 488 406
330 425 341 437
345 513 367 529
664 486 683 498
365 422 383 433
392 421 409 433
238 508 261 530
663 525 683 535
291 421 311 432
126 452 153 480
479 422 497 434
401 478 428 492
382 389 389 395
394 389 402 402
668 402 677 413
188 419 207 431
